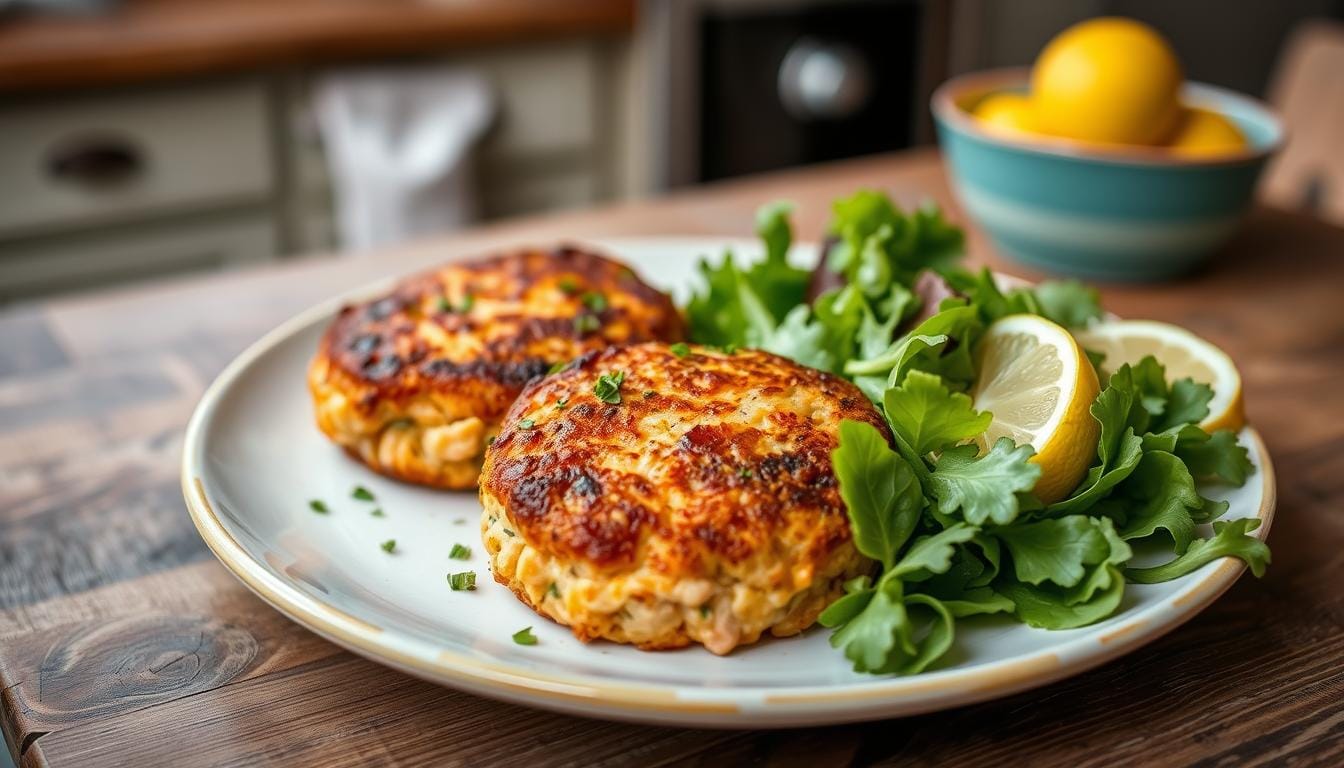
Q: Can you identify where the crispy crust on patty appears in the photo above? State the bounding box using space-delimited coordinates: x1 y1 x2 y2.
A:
308 246 683 489
479 343 889 654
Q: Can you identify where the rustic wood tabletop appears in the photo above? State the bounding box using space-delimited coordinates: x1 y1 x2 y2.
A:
2 150 1341 767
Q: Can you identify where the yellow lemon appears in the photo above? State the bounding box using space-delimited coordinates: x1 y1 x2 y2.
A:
973 92 1037 138
1164 106 1247 157
1031 17 1183 145
972 315 1101 505
1073 320 1245 433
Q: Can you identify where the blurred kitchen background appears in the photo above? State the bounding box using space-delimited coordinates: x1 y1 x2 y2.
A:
1 0 1341 303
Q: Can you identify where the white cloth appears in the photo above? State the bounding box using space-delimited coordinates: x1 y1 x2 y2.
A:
314 66 496 251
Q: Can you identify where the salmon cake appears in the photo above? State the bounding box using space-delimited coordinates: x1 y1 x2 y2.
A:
308 246 683 489
479 343 888 654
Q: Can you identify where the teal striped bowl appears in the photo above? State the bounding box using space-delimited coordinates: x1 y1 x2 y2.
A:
932 69 1284 281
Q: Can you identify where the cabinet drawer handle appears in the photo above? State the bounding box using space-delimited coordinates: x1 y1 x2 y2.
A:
46 134 145 188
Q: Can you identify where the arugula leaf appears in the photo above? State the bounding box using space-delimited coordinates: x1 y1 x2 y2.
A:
828 192 963 286
943 267 1040 325
942 270 1101 330
1156 378 1213 431
845 304 982 388
685 252 749 347
828 190 902 277
759 305 836 372
817 575 875 627
825 581 911 673
1032 280 1104 328
858 283 917 358
1047 363 1150 515
1104 450 1203 554
892 523 979 580
1178 429 1253 485
997 565 1127 629
995 517 1131 629
882 371 992 457
832 420 924 568
928 438 1041 526
997 515 1125 588
1125 518 1270 583
685 203 809 347
749 201 811 322
823 573 958 674
898 594 956 674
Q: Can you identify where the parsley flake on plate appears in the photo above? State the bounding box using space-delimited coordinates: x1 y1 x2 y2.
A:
380 539 396 554
448 571 476 591
351 485 375 502
512 627 538 646
449 543 472 560
308 500 329 514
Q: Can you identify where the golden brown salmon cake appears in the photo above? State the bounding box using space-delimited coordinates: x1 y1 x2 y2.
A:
308 246 683 489
479 343 888 654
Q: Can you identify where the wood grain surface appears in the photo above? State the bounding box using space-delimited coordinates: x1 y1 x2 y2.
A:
2 150 1342 767
0 0 634 93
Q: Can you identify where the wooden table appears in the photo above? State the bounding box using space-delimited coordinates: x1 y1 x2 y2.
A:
2 150 1342 767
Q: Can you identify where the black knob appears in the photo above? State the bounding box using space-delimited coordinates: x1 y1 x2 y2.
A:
47 134 145 188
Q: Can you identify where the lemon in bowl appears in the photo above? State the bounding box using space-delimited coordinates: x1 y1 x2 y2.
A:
1165 107 1249 157
931 71 1283 281
1031 17 1184 146
972 92 1037 138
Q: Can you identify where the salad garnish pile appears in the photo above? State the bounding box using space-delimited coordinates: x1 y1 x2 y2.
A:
686 191 1270 675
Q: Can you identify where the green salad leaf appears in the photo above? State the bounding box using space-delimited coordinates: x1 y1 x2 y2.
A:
928 439 1040 526
882 371 991 457
1125 518 1271 583
832 420 924 569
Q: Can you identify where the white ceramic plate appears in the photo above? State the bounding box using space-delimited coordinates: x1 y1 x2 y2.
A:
183 237 1275 728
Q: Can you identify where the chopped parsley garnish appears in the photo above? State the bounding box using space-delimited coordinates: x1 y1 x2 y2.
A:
547 582 560 599
308 500 329 514
719 343 739 355
554 397 569 411
643 390 656 398
574 314 601 334
449 543 472 560
700 604 712 618
436 294 474 314
370 508 386 518
351 485 375 502
512 626 538 645
594 371 626 404
669 342 692 358
447 571 476 591
380 539 396 553
580 291 608 312
519 418 536 429
738 467 753 479
557 277 580 295
503 528 516 537
547 360 570 376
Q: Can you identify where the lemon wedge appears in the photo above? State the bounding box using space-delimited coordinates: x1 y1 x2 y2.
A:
972 315 1101 504
1073 320 1244 433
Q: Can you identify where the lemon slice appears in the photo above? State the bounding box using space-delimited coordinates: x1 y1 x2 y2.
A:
972 315 1102 504
1073 320 1244 433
